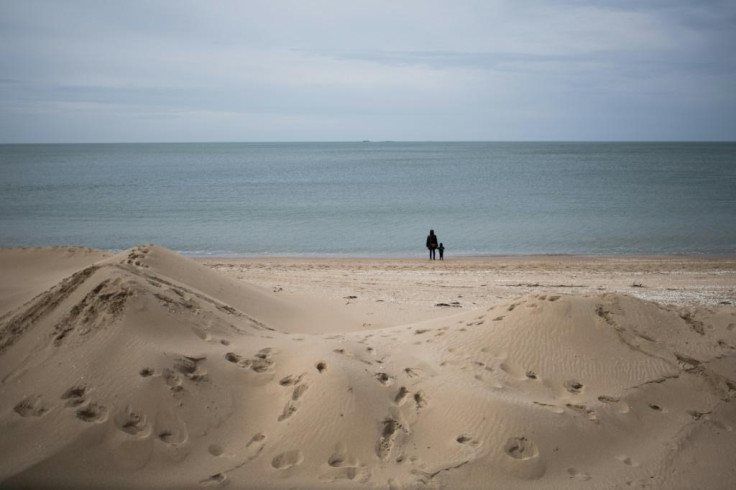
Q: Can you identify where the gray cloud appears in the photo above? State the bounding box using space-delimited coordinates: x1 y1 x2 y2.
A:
0 0 734 142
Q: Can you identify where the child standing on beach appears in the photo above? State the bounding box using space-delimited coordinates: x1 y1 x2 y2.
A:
438 243 445 260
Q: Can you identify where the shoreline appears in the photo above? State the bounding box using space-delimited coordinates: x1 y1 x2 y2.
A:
4 245 736 260
192 253 736 261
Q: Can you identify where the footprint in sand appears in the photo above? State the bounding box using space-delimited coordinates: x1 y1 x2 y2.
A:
566 403 598 422
532 401 564 414
13 395 50 417
272 450 304 469
456 434 480 447
157 430 177 444
687 410 712 421
279 373 305 386
115 406 148 435
505 437 539 460
414 391 428 409
321 443 369 482
567 468 591 481
162 369 184 392
616 455 640 467
76 402 108 423
174 355 208 381
376 418 405 460
278 401 297 421
564 380 584 394
61 385 87 407
246 432 266 448
395 387 410 405
292 383 309 401
225 352 242 363
199 473 228 487
208 444 224 456
155 410 188 446
598 395 630 414
503 437 546 480
316 361 327 373
328 442 357 467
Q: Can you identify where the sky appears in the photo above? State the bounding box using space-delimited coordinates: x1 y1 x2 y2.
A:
0 0 735 143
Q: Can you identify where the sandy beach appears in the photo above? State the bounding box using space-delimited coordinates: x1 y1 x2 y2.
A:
1 246 735 489
4 0 736 487
200 255 736 330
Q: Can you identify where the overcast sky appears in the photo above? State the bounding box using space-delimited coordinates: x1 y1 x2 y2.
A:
1 0 734 142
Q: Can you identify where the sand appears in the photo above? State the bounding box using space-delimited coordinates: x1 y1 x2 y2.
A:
200 255 736 329
1 245 735 489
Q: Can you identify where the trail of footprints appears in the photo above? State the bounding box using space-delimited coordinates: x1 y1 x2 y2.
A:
57 383 181 442
223 345 316 423
224 348 274 373
124 245 151 268
24 354 206 443
59 385 108 423
278 372 310 422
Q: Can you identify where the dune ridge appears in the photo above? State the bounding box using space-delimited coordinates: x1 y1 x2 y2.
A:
1 245 735 489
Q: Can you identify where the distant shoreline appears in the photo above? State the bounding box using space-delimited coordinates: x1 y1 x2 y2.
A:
2 140 736 145
187 252 736 260
4 245 736 261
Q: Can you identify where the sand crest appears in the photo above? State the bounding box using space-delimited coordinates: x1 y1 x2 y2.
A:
1 245 735 489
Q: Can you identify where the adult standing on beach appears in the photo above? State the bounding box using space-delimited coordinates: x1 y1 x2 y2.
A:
426 229 438 260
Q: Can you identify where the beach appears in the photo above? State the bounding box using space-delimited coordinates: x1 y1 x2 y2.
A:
3 0 736 487
1 245 735 488
200 255 736 330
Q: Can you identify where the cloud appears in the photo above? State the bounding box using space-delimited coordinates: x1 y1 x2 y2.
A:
0 0 734 142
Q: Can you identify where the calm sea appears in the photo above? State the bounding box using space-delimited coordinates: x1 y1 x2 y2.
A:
1 142 734 257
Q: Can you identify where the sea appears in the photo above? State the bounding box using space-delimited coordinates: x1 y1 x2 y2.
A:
1 142 735 257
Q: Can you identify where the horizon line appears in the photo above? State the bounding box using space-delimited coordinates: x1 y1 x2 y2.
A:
2 139 735 145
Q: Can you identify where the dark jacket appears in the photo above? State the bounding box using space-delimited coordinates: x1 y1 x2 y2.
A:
426 234 438 249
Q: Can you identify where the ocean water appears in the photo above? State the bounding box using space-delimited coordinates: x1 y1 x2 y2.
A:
1 142 735 257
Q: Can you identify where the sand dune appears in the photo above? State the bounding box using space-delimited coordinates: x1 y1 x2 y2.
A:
1 245 735 489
